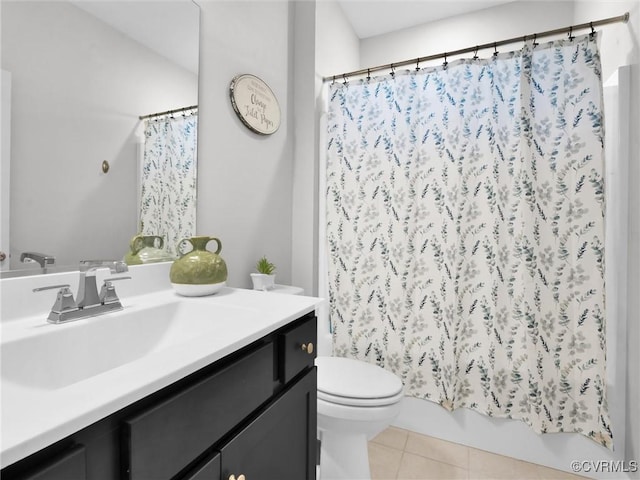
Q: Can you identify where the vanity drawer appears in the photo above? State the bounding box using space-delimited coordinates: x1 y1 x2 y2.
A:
279 313 317 383
123 343 274 480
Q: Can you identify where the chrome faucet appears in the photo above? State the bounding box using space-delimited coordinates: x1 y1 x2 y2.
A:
77 260 128 308
34 260 130 324
21 251 56 268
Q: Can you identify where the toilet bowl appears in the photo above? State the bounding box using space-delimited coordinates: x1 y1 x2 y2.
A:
263 284 403 479
316 356 404 480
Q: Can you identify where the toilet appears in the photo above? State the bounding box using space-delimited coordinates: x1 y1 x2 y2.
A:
315 356 404 480
265 284 404 479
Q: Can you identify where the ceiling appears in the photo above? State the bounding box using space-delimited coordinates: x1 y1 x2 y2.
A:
337 0 518 39
73 0 519 70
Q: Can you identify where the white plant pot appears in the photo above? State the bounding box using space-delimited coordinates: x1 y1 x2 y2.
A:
250 273 275 291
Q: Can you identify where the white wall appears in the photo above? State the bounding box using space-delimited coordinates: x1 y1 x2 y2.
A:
195 0 359 294
291 1 319 297
360 1 575 69
1 70 11 273
1 1 197 269
196 0 294 288
315 1 360 77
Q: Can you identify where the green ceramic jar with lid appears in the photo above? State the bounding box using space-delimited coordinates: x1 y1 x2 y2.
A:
169 236 228 296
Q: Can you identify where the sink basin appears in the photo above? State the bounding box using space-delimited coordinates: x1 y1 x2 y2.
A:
1 300 258 390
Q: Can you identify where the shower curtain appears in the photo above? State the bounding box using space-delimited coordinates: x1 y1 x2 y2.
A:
139 114 197 257
325 33 612 447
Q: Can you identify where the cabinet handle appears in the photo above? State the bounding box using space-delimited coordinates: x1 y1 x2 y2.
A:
301 342 314 354
229 475 246 480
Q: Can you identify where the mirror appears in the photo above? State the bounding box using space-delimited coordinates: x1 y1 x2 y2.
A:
0 0 199 277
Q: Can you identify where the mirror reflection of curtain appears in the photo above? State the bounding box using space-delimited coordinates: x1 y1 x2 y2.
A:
139 114 197 257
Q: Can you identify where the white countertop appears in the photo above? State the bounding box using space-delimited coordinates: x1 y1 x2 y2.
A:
0 285 321 468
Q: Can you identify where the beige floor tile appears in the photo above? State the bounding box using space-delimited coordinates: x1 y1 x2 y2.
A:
513 460 543 479
469 470 521 480
536 465 590 479
468 448 518 478
368 429 592 480
468 472 515 480
397 452 469 480
369 442 404 480
404 432 469 469
372 426 410 451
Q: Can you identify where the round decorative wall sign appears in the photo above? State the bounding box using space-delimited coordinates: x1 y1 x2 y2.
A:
229 74 281 135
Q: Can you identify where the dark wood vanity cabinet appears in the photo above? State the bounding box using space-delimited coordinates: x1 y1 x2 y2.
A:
2 313 317 480
123 343 276 480
182 369 317 480
1 445 87 480
217 368 317 480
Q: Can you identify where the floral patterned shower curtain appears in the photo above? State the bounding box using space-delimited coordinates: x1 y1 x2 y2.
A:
325 34 612 447
139 114 197 257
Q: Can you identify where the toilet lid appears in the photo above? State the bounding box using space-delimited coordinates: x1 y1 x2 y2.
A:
315 356 403 407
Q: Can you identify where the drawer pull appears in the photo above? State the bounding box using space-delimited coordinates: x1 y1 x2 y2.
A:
301 342 314 354
229 475 246 480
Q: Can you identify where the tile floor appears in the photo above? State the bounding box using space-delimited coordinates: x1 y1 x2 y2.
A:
368 427 589 480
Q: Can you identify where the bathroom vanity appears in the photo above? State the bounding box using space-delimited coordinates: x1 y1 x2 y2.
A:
0 265 320 480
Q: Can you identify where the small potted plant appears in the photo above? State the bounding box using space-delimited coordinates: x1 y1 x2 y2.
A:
250 256 276 291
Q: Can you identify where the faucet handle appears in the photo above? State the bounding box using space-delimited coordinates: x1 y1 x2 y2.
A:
33 284 78 313
99 276 131 304
103 276 132 283
33 284 70 292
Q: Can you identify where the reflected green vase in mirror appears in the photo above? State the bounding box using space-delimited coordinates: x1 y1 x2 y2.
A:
124 235 175 265
170 236 228 296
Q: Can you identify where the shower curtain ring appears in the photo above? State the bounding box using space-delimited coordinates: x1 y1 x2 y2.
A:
473 46 479 60
590 22 596 38
343 74 348 85
533 33 539 47
493 43 498 58
415 58 420 71
568 26 575 41
390 64 395 78
367 68 371 81
443 52 448 69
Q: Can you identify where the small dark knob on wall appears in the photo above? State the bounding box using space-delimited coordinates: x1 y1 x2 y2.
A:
301 342 314 355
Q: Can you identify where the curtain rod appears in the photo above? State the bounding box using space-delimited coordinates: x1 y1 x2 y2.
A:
323 12 629 83
139 104 198 120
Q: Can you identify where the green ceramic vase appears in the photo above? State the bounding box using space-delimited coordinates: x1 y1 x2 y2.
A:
124 234 174 265
169 236 228 285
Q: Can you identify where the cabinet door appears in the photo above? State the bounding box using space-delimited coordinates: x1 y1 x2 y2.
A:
181 452 221 480
123 343 274 480
219 368 317 480
1 445 86 480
